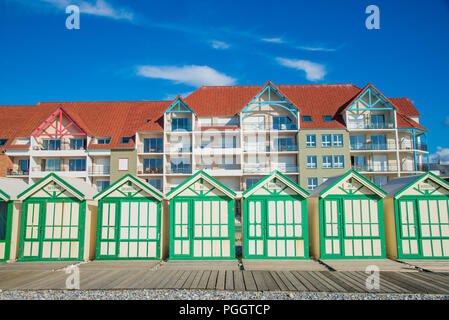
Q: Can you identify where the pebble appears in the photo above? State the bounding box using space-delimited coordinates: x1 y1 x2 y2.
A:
0 289 447 300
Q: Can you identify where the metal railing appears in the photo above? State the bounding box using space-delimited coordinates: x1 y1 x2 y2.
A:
242 122 298 131
244 165 298 174
89 166 110 175
138 146 164 153
353 164 398 172
197 164 241 171
167 146 192 153
33 141 87 151
166 166 192 174
350 143 397 151
348 122 395 130
137 166 163 174
7 169 29 176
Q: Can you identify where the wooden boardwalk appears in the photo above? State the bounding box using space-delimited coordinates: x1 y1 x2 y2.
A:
1 267 449 294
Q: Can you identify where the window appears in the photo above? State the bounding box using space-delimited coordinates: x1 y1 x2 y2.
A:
371 135 387 150
96 180 110 192
41 159 61 172
70 139 85 150
148 179 163 191
199 117 212 127
143 158 163 174
350 135 366 150
333 134 344 147
323 115 333 122
322 155 333 169
307 177 318 190
18 159 29 172
170 158 191 173
273 116 296 130
143 138 163 153
246 178 261 189
306 156 317 169
172 118 191 131
0 139 7 146
371 115 385 129
118 158 129 171
274 137 295 151
306 134 316 147
333 155 344 169
373 176 388 187
69 159 86 171
97 137 111 144
353 155 367 171
42 139 61 150
302 115 312 122
321 134 332 147
120 137 131 144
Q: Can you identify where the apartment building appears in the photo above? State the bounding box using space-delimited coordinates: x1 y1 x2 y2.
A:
0 82 429 193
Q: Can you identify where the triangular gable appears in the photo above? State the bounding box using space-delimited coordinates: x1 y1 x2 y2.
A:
243 170 309 198
94 174 164 201
319 170 387 199
0 189 9 201
166 170 236 200
165 96 194 113
32 107 87 136
241 81 299 121
18 173 85 201
394 172 449 199
343 83 398 113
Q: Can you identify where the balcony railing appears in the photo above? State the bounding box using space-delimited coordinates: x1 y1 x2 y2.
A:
6 169 29 176
242 122 298 131
137 166 163 174
353 164 398 172
348 122 395 130
167 146 192 153
138 146 163 153
197 164 241 171
350 143 397 151
33 141 87 151
89 166 110 175
244 165 298 174
272 144 298 152
167 166 192 174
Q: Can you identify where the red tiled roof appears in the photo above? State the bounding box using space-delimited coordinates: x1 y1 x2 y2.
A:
0 83 426 149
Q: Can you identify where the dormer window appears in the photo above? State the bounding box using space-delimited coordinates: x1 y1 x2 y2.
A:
120 137 131 144
97 137 111 144
0 139 7 147
323 115 333 122
302 115 312 122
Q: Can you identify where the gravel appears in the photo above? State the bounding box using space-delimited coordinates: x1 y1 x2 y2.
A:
0 289 447 300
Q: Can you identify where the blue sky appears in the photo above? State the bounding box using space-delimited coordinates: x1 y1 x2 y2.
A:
1 0 448 161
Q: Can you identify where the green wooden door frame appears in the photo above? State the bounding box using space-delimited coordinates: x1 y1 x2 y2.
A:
395 195 449 259
18 198 85 262
0 201 13 262
319 194 386 259
243 195 309 259
169 195 236 260
95 197 162 260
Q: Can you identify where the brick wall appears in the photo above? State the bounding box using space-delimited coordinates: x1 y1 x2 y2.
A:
0 153 13 177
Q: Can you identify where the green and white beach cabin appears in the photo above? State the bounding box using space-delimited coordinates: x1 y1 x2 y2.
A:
309 169 387 259
94 174 165 260
166 170 237 260
0 178 28 262
242 170 310 259
383 172 449 259
17 173 97 261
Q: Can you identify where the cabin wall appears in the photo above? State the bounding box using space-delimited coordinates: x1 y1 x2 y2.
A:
161 200 170 260
383 198 398 259
307 197 320 259
85 200 98 261
8 201 22 261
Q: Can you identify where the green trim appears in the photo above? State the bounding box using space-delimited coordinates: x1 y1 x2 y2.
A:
166 170 236 199
18 198 85 261
243 170 309 198
94 173 164 201
0 189 10 201
0 201 13 262
17 173 85 200
319 169 387 198
394 172 449 199
243 194 310 259
95 198 162 260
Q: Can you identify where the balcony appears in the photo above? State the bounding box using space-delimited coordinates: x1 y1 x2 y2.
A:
196 145 241 154
272 144 298 152
242 121 298 131
196 164 242 175
244 164 298 174
30 167 87 178
350 143 397 151
167 146 192 153
6 169 29 176
402 163 429 172
138 146 163 154
353 164 398 173
31 141 87 157
89 166 110 176
348 121 395 130
137 166 163 175
166 165 192 174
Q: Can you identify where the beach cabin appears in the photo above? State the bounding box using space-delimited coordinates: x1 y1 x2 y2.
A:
166 170 236 260
94 174 165 260
17 173 97 261
309 169 387 259
0 178 29 261
242 170 309 259
383 172 449 259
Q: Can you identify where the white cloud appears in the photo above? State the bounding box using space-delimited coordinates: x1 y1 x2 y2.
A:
211 40 230 50
276 57 326 81
137 65 237 87
42 0 133 21
431 147 449 164
296 46 338 52
261 38 284 44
